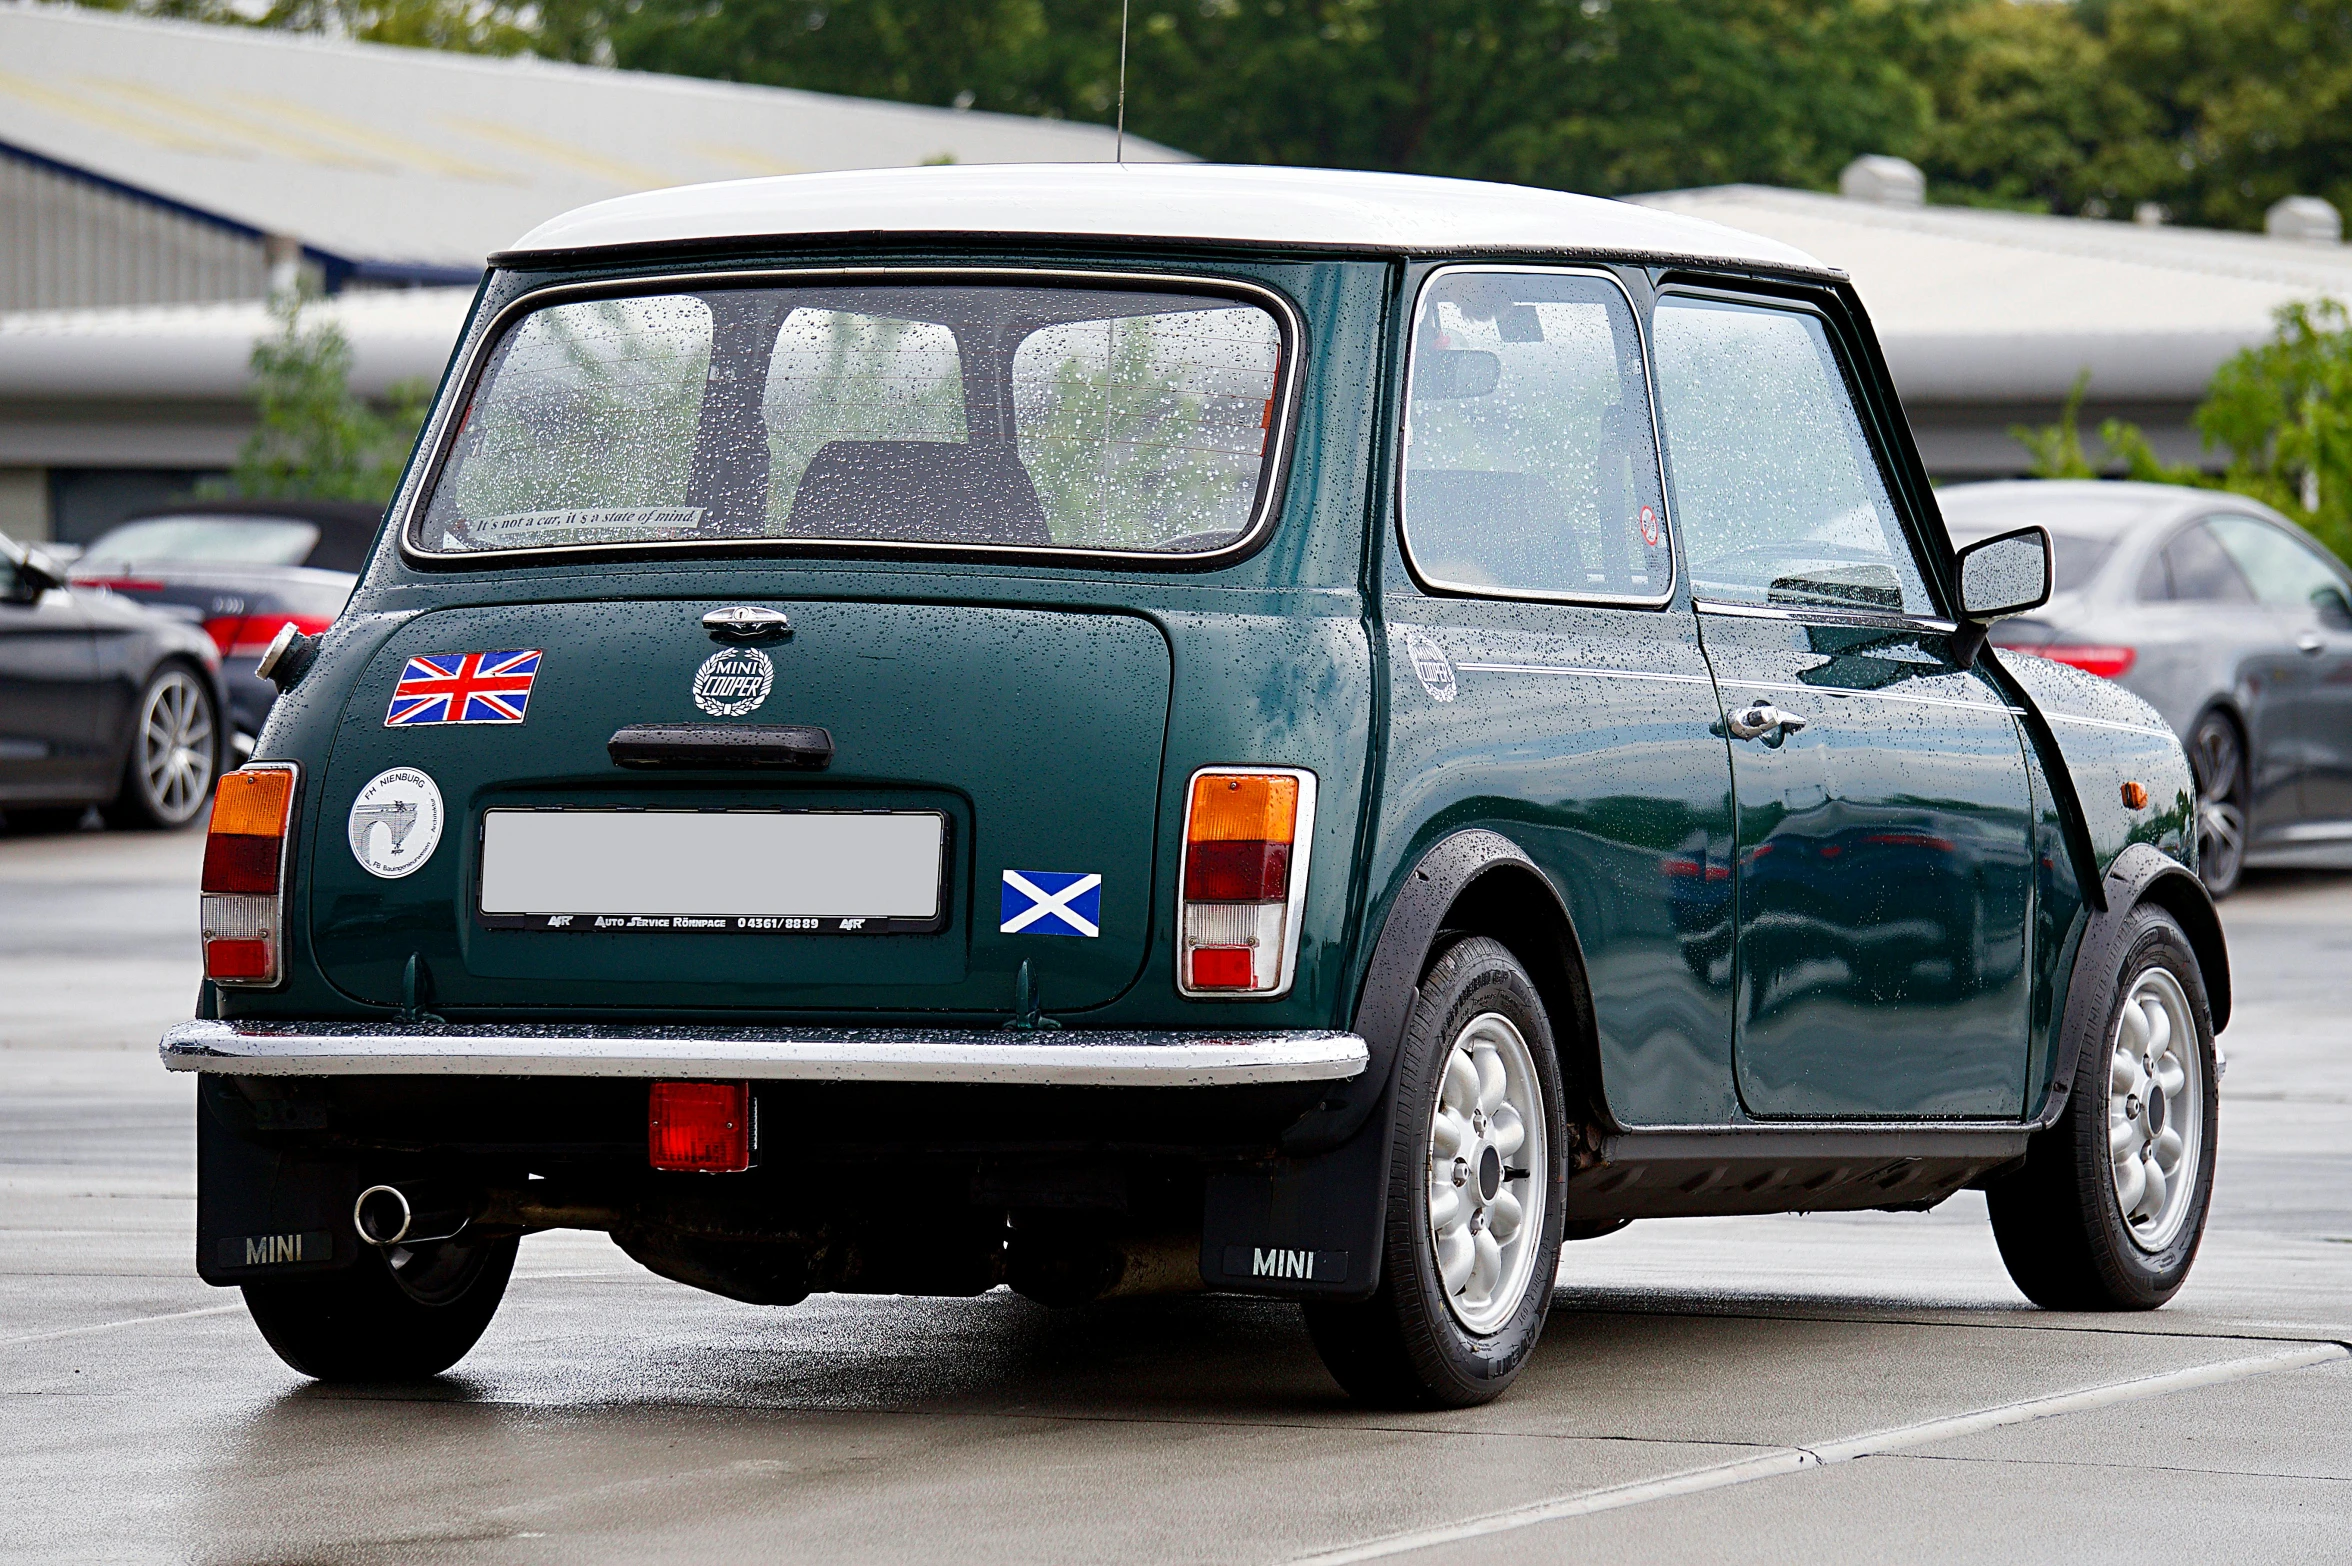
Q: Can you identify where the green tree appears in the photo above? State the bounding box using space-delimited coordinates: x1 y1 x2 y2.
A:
225 292 432 506
2010 302 2352 566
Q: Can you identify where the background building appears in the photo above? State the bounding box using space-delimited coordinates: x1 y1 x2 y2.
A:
0 2 1179 542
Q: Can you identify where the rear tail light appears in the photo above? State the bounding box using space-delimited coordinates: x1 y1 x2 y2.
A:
2034 644 2136 680
204 614 334 658
648 1081 755 1172
201 763 296 987
1178 767 1316 997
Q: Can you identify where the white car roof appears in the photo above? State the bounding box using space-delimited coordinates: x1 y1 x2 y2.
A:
498 162 1834 274
1937 480 2281 539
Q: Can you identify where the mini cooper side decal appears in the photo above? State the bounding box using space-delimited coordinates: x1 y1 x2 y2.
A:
1403 629 1457 703
348 767 445 879
1000 870 1102 937
385 649 542 726
692 646 774 717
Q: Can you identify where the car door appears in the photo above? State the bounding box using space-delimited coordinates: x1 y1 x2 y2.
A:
1380 264 1743 1127
0 545 102 801
2204 513 2352 830
1651 289 2034 1119
2135 518 2302 838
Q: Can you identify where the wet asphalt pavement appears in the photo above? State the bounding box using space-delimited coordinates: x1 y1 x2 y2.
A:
2 823 2348 1564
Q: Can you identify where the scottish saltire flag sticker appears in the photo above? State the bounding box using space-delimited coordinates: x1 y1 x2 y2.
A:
1000 869 1102 937
384 649 542 727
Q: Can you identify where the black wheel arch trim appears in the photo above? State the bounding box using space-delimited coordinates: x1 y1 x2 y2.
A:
1280 828 1597 1157
2031 841 2229 1130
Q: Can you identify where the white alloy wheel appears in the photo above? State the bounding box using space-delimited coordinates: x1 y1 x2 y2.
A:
2107 966 2204 1252
1424 1010 1548 1335
138 668 216 823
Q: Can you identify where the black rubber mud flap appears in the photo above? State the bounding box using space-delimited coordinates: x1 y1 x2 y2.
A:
1200 1117 1387 1301
1202 830 1565 1304
196 1078 359 1286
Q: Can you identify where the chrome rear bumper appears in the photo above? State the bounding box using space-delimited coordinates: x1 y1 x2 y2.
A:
160 1018 1368 1088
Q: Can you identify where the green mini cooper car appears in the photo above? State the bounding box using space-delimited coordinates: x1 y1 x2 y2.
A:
165 164 2229 1407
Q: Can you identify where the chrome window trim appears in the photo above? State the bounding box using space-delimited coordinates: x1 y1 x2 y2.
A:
1395 263 1677 610
1695 598 1960 634
395 265 1308 570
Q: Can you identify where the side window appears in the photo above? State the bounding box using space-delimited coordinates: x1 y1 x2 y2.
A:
2204 514 2348 612
2146 522 2257 604
1652 296 1933 617
1401 269 1669 600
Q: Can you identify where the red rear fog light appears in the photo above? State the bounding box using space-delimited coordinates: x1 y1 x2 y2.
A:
648 1081 753 1173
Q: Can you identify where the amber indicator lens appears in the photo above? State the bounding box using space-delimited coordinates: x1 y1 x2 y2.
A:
202 768 295 894
649 1081 753 1173
2121 781 2149 810
1189 773 1299 842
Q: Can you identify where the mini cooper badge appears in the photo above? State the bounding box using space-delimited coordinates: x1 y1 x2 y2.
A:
1403 630 1457 704
348 767 444 879
692 646 774 717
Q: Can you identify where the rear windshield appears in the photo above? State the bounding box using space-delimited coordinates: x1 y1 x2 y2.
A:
411 279 1292 560
80 517 319 570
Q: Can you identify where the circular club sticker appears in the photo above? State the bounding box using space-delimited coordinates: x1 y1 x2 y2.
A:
693 646 774 717
346 767 444 880
1638 504 1661 547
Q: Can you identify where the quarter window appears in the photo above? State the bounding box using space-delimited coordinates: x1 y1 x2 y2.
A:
2203 514 2349 611
1400 270 1669 600
2140 522 2256 604
1652 297 1933 617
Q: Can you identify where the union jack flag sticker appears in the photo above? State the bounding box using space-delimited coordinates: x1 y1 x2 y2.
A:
384 649 542 727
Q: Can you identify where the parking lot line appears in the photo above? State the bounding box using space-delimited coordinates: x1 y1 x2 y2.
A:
1289 1340 2352 1563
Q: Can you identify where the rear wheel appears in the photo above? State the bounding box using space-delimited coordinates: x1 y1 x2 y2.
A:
242 1231 517 1380
1986 905 2217 1310
1303 936 1566 1407
102 665 218 830
2189 710 2246 898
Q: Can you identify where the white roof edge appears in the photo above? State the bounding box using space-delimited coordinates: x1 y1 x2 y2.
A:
497 163 1836 273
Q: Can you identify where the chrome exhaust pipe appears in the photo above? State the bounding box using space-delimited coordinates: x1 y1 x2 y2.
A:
353 1184 471 1248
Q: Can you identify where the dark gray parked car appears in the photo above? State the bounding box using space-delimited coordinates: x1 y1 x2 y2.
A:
1942 480 2352 895
69 500 370 750
0 533 226 831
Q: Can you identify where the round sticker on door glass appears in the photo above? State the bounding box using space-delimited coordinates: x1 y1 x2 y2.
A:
692 646 774 717
347 767 444 879
1638 505 1661 547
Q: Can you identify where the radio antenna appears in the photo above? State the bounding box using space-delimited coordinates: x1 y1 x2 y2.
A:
1115 0 1130 162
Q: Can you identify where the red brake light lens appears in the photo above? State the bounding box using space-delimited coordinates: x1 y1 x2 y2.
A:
207 614 334 658
2036 644 2136 680
649 1081 754 1173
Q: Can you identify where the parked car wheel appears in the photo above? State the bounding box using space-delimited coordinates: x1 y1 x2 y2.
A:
2187 710 2247 898
1303 936 1566 1407
242 1231 517 1380
1986 904 2217 1310
102 664 218 830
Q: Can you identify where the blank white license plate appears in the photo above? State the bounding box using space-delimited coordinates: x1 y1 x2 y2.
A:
478 810 946 934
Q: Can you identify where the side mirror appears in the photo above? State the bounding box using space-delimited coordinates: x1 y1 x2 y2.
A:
2314 585 2352 630
1 541 60 603
1949 525 2052 665
1412 349 1502 400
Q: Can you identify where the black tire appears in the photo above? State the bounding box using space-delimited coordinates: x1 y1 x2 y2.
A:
2188 709 2247 899
102 663 219 830
242 1231 518 1380
1303 936 1568 1408
1986 905 2218 1310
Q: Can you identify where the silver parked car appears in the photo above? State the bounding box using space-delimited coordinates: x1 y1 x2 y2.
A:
1940 480 2352 896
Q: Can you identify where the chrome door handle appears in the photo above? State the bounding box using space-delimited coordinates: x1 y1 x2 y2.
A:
1725 701 1808 743
2298 632 2325 655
